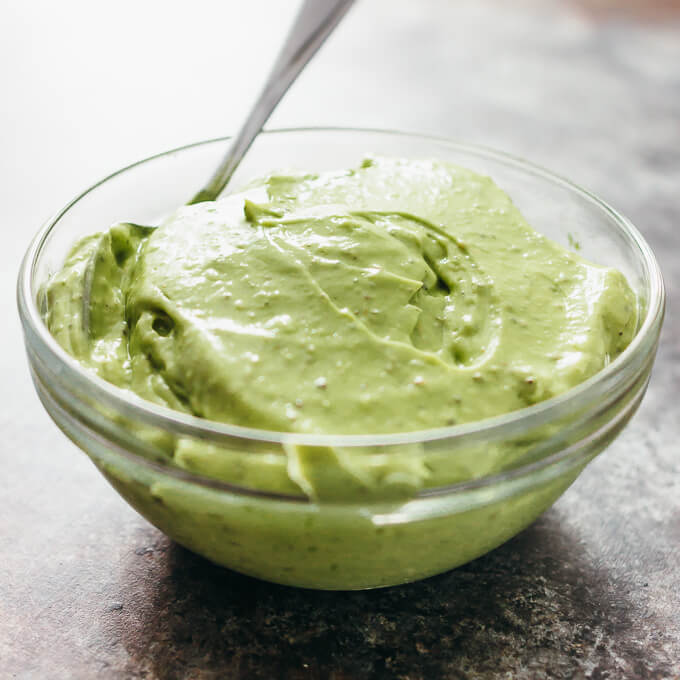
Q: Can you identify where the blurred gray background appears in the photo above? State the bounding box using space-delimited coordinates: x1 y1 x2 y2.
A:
1 1 679 677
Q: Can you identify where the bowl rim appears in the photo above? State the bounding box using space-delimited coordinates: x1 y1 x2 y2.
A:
17 127 666 451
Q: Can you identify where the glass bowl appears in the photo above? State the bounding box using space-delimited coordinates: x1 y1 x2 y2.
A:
17 129 664 590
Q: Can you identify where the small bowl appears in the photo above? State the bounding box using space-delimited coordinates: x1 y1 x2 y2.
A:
17 129 664 590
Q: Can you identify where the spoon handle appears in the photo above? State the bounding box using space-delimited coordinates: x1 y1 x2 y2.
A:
188 0 355 205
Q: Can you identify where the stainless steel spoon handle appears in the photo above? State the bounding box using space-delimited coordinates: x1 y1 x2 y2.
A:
188 0 355 204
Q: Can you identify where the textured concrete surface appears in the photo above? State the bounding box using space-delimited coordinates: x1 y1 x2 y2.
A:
1 0 679 678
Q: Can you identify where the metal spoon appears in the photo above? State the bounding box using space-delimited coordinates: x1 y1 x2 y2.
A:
81 0 355 337
187 0 356 205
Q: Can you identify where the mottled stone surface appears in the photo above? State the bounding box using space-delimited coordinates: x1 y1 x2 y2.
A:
1 0 679 678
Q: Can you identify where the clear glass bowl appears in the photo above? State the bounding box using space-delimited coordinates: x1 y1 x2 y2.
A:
17 129 664 589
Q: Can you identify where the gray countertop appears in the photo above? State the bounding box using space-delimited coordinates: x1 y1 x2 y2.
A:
1 1 678 677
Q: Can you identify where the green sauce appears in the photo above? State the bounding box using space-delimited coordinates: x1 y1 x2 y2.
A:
42 157 637 587
45 157 635 435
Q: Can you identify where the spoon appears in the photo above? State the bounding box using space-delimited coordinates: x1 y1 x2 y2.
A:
187 0 356 205
81 0 355 337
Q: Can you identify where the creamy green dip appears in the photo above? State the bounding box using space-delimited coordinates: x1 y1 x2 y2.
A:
42 157 638 587
45 157 635 435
